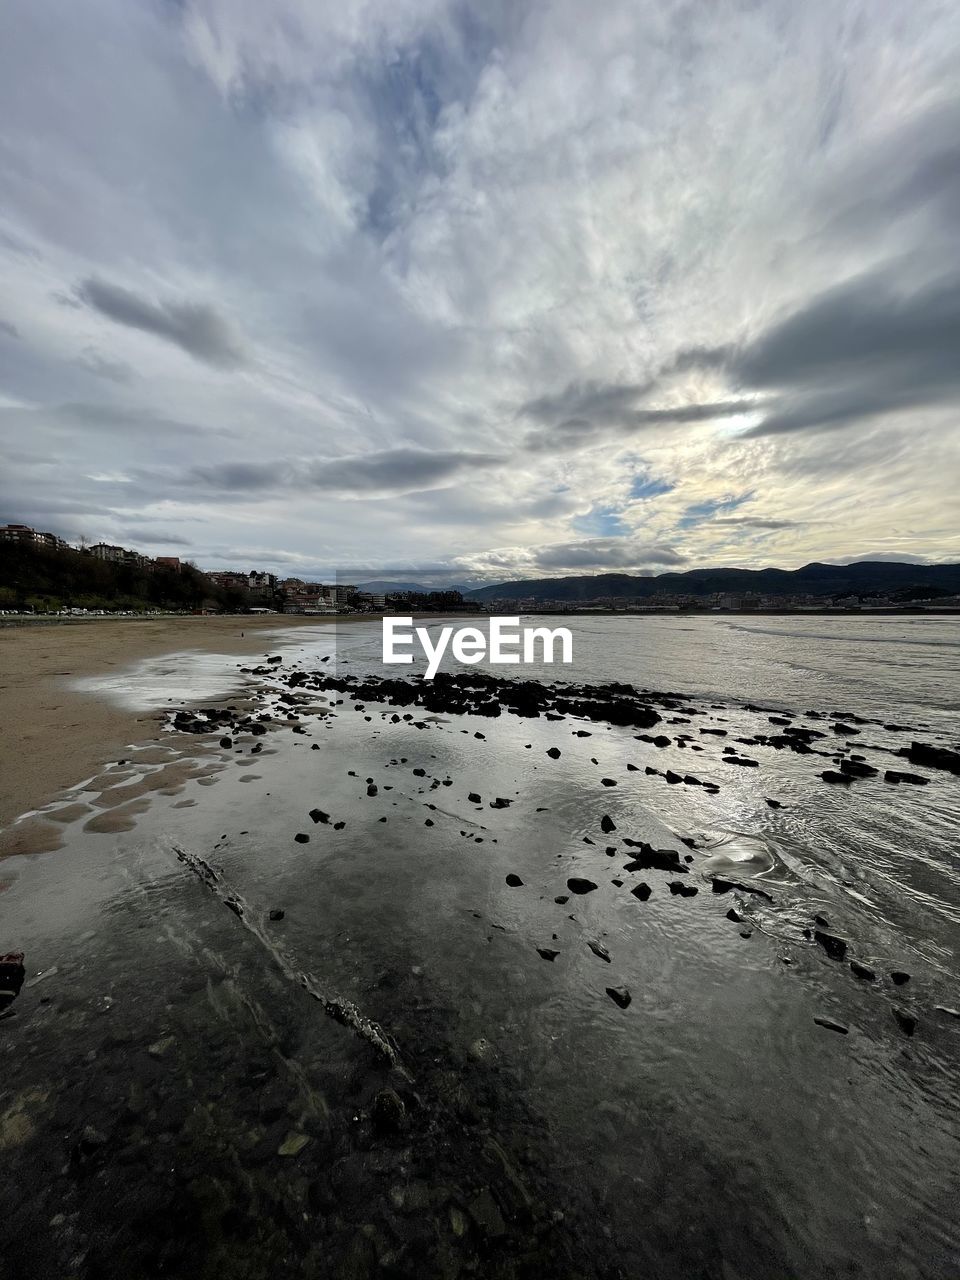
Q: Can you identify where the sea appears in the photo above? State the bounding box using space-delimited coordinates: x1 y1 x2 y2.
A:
1 613 958 1279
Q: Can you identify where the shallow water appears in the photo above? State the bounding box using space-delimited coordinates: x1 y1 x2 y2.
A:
1 615 958 1278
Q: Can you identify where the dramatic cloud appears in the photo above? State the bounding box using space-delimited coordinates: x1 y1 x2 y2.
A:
533 539 686 571
76 279 246 369
0 0 958 579
187 448 502 498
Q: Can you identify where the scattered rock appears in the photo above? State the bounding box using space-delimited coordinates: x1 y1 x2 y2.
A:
505 874 523 887
537 948 559 962
277 1132 310 1157
588 941 611 963
546 748 561 759
630 882 652 901
268 908 285 922
813 930 847 961
890 970 911 986
893 1009 917 1036
849 961 875 980
668 880 698 897
566 878 598 895
605 986 631 1009
372 1088 406 1135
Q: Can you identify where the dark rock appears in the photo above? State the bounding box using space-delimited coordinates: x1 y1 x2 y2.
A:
554 895 569 905
710 877 773 901
600 777 618 787
218 736 232 748
631 882 652 901
468 792 481 803
890 970 911 986
268 908 285 922
883 770 928 786
372 1088 406 1134
468 1188 507 1238
588 941 611 963
850 961 875 980
600 814 616 834
726 907 742 922
814 930 847 960
546 748 561 759
294 833 310 844
566 877 598 895
605 986 631 1009
821 770 853 785
766 798 782 808
840 758 878 779
0 951 25 1012
490 797 511 809
664 770 682 784
902 740 960 774
309 808 329 824
622 843 684 873
893 1009 917 1036
267 655 283 664
537 948 559 961
505 874 523 887
668 880 698 897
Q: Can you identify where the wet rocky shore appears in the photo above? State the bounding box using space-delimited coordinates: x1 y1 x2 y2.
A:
1 656 958 1279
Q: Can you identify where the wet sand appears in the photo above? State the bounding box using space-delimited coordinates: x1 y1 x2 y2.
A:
0 615 333 834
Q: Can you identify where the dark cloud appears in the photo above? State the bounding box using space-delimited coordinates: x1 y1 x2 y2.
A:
187 448 503 498
735 265 960 437
520 380 652 425
76 278 246 368
304 448 502 494
522 389 754 451
188 462 282 492
533 539 686 570
0 318 20 339
712 516 799 530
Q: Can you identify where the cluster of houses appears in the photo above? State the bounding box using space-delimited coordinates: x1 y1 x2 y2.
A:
205 572 360 614
0 524 182 572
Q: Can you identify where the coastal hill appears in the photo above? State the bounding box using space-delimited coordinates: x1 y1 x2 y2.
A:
465 561 960 603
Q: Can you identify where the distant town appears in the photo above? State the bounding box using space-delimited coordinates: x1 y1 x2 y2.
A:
0 523 477 616
1 522 958 617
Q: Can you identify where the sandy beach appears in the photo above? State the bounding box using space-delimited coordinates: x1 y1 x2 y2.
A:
0 615 334 833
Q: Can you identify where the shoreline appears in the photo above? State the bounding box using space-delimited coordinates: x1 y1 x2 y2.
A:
0 610 484 838
0 614 336 834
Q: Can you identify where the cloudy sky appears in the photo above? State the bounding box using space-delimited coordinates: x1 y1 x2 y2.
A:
1 1 958 585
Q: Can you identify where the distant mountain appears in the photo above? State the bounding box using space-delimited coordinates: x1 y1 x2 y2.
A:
465 561 960 603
